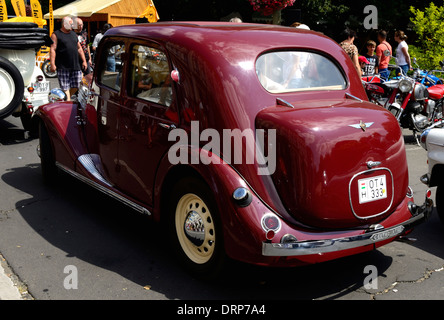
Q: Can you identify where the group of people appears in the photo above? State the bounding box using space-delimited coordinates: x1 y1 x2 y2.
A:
339 28 411 80
49 16 113 101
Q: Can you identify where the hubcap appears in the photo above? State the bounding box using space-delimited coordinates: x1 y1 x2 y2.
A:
184 211 205 246
175 193 216 264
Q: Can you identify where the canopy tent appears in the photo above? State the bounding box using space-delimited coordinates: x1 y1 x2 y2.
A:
43 0 154 39
43 0 153 25
43 0 121 19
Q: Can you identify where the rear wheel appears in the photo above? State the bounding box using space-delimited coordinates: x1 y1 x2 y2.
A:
437 184 444 225
0 56 24 119
168 177 225 278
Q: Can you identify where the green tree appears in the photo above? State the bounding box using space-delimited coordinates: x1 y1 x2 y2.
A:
410 2 444 69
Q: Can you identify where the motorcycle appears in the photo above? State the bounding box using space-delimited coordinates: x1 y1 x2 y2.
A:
362 65 433 144
410 58 444 133
411 57 444 87
363 50 444 144
35 46 57 78
362 74 389 106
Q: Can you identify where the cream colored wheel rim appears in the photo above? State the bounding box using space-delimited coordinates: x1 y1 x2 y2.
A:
175 193 216 264
0 68 15 112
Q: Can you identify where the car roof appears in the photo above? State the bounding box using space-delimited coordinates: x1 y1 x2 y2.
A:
104 21 335 55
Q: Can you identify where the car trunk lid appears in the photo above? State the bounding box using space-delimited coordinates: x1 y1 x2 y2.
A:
255 98 408 229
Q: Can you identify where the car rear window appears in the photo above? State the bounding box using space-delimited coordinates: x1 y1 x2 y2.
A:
256 51 347 93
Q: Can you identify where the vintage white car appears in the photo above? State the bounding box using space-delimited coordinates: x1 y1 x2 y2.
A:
0 22 50 134
420 128 444 223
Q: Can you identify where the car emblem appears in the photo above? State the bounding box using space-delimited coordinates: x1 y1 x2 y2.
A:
349 121 374 132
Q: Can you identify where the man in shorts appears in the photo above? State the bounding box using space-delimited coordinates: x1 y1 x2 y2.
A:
49 16 87 101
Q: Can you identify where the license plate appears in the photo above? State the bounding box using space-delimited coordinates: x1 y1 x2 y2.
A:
370 225 404 242
358 175 387 204
32 81 49 93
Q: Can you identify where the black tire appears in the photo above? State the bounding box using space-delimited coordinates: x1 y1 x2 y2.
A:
0 39 48 49
167 176 226 279
0 30 48 38
0 23 51 50
437 185 444 225
42 60 57 78
0 56 24 119
0 22 39 29
39 120 58 185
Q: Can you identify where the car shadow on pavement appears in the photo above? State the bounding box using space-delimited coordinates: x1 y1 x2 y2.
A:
0 119 32 145
2 163 396 300
410 208 444 261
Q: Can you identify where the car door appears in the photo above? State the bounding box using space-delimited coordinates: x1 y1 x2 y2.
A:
116 42 179 205
94 38 126 184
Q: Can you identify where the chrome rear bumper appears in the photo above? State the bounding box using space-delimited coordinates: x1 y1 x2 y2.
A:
262 197 433 257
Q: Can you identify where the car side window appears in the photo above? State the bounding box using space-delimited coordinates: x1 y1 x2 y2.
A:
128 44 172 107
98 41 125 92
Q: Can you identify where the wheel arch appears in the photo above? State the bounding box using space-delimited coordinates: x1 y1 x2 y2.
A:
154 149 250 224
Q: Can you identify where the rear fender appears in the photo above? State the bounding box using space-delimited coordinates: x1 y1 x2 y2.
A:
153 146 274 261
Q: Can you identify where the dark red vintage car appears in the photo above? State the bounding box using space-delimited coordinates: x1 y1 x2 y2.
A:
36 22 433 276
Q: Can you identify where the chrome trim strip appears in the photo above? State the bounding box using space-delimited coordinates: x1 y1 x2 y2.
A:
56 161 152 216
262 212 426 257
348 168 394 220
429 141 444 147
345 92 363 103
276 98 295 108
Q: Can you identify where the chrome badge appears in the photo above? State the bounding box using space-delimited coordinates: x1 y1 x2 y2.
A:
349 121 374 132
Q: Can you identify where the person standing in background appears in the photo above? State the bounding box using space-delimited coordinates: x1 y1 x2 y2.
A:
75 18 92 75
339 28 362 76
92 23 112 53
362 40 379 76
49 16 87 101
91 23 113 67
394 30 411 75
375 30 392 80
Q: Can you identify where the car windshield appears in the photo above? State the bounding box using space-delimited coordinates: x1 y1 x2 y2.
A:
256 51 347 93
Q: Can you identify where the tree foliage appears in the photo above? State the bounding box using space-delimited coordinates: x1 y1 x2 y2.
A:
409 2 444 69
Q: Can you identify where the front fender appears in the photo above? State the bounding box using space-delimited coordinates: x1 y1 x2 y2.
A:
36 102 87 171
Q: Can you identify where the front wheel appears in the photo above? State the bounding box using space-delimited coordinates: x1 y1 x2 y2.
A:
437 185 444 225
168 177 225 278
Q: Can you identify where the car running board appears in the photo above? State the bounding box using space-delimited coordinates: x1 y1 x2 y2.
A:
55 154 152 216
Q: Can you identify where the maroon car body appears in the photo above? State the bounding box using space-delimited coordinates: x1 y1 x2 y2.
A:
36 22 433 275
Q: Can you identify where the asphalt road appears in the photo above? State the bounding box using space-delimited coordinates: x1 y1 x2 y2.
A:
1 89 444 301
